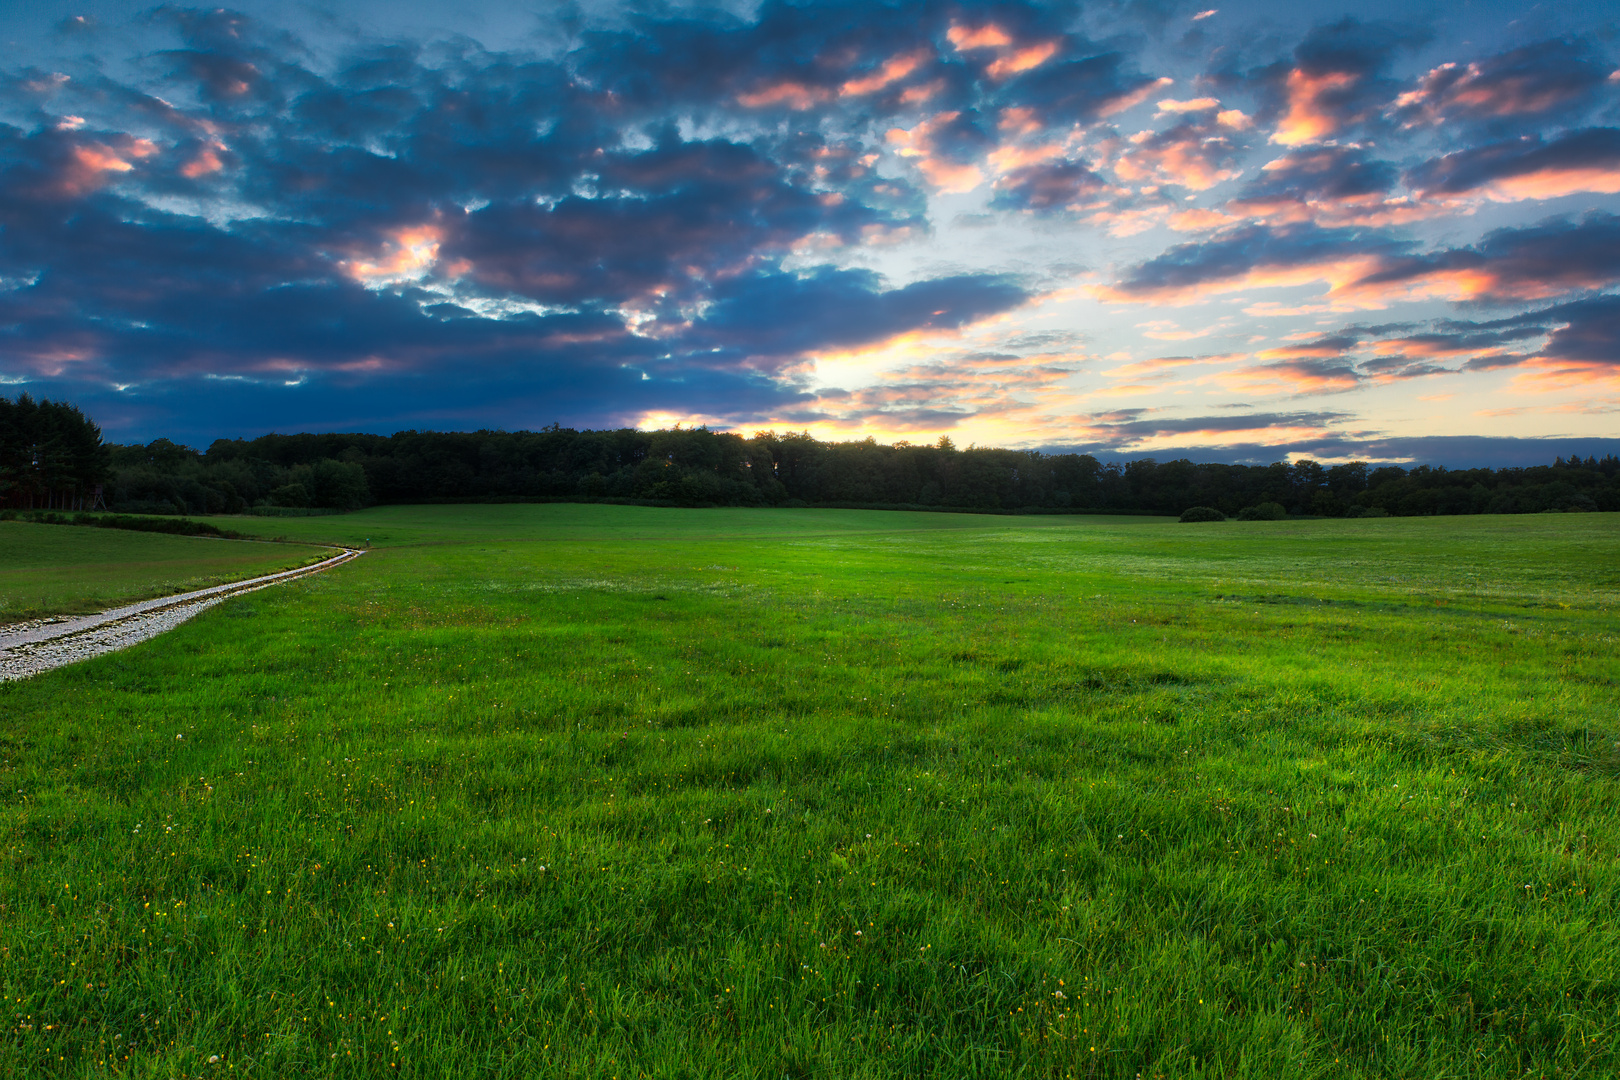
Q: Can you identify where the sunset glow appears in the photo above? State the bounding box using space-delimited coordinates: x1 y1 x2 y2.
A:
0 0 1613 464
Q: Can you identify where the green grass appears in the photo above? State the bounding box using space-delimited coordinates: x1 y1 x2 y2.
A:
0 522 334 619
1 505 1616 1078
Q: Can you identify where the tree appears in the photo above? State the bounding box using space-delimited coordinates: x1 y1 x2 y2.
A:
0 393 112 509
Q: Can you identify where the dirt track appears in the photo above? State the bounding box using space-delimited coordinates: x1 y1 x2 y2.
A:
0 548 363 682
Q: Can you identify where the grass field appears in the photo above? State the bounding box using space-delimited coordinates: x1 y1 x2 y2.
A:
0 522 334 620
1 504 1616 1078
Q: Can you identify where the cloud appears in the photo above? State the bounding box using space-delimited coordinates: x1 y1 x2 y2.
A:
1112 116 1246 191
885 110 993 192
1102 214 1620 309
1046 433 1620 466
990 158 1113 211
1390 38 1616 131
2 0 1618 449
681 266 1032 361
1496 294 1620 389
1096 223 1402 305
1101 352 1243 379
1406 127 1620 202
1217 357 1364 394
1069 408 1357 449
996 52 1170 126
1335 212 1620 307
1264 18 1419 147
1225 146 1435 227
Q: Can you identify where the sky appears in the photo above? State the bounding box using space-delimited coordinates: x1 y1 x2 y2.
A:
1 0 1618 463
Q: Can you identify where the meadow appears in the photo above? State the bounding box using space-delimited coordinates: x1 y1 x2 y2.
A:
1 504 1616 1078
0 522 332 620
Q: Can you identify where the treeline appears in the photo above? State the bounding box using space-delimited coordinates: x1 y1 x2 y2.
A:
102 425 1620 517
0 394 112 510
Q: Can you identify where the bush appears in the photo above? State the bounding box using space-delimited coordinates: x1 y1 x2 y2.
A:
1346 505 1391 518
1236 502 1287 521
1179 506 1226 522
268 482 311 508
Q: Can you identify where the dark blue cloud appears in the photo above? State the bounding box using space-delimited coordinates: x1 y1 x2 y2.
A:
1106 223 1404 298
1405 127 1620 196
995 50 1164 125
1478 293 1620 371
1352 212 1620 304
683 267 1031 358
1230 146 1397 207
1389 37 1617 136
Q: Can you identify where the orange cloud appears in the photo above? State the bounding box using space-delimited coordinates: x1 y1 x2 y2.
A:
1156 97 1219 114
1271 69 1357 146
180 142 227 178
50 137 157 198
1473 168 1620 202
1113 128 1241 192
1396 58 1603 127
1215 361 1361 395
1094 253 1389 307
841 49 930 96
1507 357 1620 392
899 79 945 105
886 113 984 193
1331 265 1574 309
986 140 1065 174
1103 353 1243 378
946 24 1013 50
736 81 831 109
1099 77 1175 118
1229 194 1451 230
986 41 1060 80
998 107 1043 136
341 223 445 282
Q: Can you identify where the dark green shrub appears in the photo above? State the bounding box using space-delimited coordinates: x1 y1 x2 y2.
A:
1179 506 1226 522
1237 502 1287 521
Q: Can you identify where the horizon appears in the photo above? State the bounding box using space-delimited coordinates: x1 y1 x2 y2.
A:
1 0 1617 463
90 412 1620 471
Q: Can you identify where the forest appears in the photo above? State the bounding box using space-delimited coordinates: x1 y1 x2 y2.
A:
3 392 1615 517
98 422 1620 518
0 394 112 510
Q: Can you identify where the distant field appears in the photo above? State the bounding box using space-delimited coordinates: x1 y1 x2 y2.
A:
0 521 333 619
0 505 1616 1077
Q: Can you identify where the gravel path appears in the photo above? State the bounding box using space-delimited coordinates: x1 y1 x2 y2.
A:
0 548 363 682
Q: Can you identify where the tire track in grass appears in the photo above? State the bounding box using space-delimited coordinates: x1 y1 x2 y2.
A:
0 547 364 681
